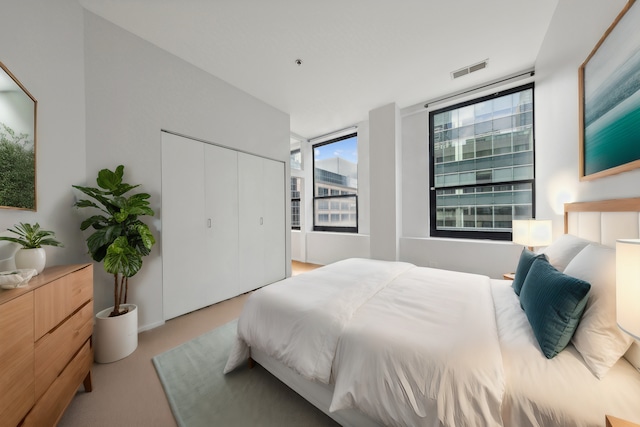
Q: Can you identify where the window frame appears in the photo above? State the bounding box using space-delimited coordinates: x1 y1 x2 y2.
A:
312 132 358 233
429 83 536 241
291 176 302 230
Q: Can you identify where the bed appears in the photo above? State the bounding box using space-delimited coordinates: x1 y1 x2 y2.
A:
225 198 640 427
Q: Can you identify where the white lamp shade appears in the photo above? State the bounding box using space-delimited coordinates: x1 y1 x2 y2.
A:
512 219 552 248
616 239 640 340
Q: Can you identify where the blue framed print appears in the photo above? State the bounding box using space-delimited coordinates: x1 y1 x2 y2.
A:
579 0 640 180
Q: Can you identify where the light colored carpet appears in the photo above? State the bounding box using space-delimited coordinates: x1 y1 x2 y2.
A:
152 320 339 427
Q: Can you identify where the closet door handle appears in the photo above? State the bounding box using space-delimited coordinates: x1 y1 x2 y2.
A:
260 217 263 225
207 218 212 228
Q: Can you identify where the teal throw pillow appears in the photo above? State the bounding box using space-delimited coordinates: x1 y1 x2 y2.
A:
519 258 591 359
512 248 547 296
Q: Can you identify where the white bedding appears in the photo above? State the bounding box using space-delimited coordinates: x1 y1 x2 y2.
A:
491 279 640 426
225 258 640 427
224 258 415 383
330 267 504 427
226 259 505 426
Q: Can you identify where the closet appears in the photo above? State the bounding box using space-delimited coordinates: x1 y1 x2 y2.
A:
161 132 285 320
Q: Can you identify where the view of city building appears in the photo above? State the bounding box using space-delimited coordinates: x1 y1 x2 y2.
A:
313 134 358 232
431 85 534 237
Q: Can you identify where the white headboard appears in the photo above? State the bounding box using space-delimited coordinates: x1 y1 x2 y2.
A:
565 198 640 246
564 197 640 369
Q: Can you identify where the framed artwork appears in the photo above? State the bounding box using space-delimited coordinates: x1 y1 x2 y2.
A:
579 0 640 181
0 61 37 210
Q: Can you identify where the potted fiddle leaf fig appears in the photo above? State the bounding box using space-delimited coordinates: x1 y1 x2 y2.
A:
72 165 155 363
0 222 63 274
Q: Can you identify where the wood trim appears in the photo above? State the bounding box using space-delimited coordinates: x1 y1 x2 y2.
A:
564 197 640 233
578 63 586 179
606 414 640 427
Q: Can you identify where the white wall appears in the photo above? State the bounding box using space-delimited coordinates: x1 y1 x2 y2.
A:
306 232 370 265
396 0 638 278
83 12 290 331
369 103 402 261
534 0 637 235
0 0 88 268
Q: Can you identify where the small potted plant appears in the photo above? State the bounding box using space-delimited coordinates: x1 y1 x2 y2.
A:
72 165 155 363
0 222 63 274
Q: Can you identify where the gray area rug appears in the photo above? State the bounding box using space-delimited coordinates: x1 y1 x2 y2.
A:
152 320 339 427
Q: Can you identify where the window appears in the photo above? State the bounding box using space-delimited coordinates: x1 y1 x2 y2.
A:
291 177 302 230
429 83 535 240
313 133 358 232
291 149 302 170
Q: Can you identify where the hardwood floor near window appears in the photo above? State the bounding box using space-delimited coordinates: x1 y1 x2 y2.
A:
292 260 322 275
59 261 321 427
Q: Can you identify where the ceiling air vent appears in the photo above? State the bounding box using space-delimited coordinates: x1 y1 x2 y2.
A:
451 59 489 79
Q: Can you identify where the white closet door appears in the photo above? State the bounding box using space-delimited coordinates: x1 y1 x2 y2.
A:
238 152 264 293
161 133 210 320
262 158 286 284
204 144 239 302
238 153 285 292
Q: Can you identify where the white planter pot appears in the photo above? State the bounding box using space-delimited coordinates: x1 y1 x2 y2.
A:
14 248 46 274
94 304 138 363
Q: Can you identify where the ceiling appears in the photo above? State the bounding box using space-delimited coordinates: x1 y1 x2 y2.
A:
78 0 559 140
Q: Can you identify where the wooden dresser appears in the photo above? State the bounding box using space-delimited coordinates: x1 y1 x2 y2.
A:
0 263 93 427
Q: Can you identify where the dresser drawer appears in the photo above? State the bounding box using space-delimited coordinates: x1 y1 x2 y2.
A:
34 300 93 400
24 340 93 427
0 292 34 427
34 264 93 340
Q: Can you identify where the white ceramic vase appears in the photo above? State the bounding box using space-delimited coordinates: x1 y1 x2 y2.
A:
14 247 46 274
94 304 138 363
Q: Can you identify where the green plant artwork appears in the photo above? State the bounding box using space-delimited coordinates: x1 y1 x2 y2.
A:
0 123 35 209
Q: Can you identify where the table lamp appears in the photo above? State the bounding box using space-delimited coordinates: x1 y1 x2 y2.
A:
616 239 640 340
512 219 552 251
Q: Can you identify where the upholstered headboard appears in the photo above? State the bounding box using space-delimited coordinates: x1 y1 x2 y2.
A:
564 197 640 370
565 198 640 245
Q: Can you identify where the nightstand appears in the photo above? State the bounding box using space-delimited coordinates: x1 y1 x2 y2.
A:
606 415 640 427
503 272 515 280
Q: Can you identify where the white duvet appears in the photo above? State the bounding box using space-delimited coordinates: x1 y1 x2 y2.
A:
225 258 505 427
330 266 504 427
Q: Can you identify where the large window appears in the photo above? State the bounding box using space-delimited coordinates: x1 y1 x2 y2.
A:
291 176 302 230
429 83 535 240
313 133 358 232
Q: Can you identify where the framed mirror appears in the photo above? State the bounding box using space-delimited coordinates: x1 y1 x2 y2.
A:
0 61 37 210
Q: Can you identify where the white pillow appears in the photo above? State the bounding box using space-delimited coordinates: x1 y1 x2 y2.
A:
537 234 591 272
566 243 633 379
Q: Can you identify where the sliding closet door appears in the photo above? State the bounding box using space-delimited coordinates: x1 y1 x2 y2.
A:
162 133 209 320
163 132 284 318
238 153 264 292
162 133 240 320
238 152 286 293
204 144 239 302
262 157 286 284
